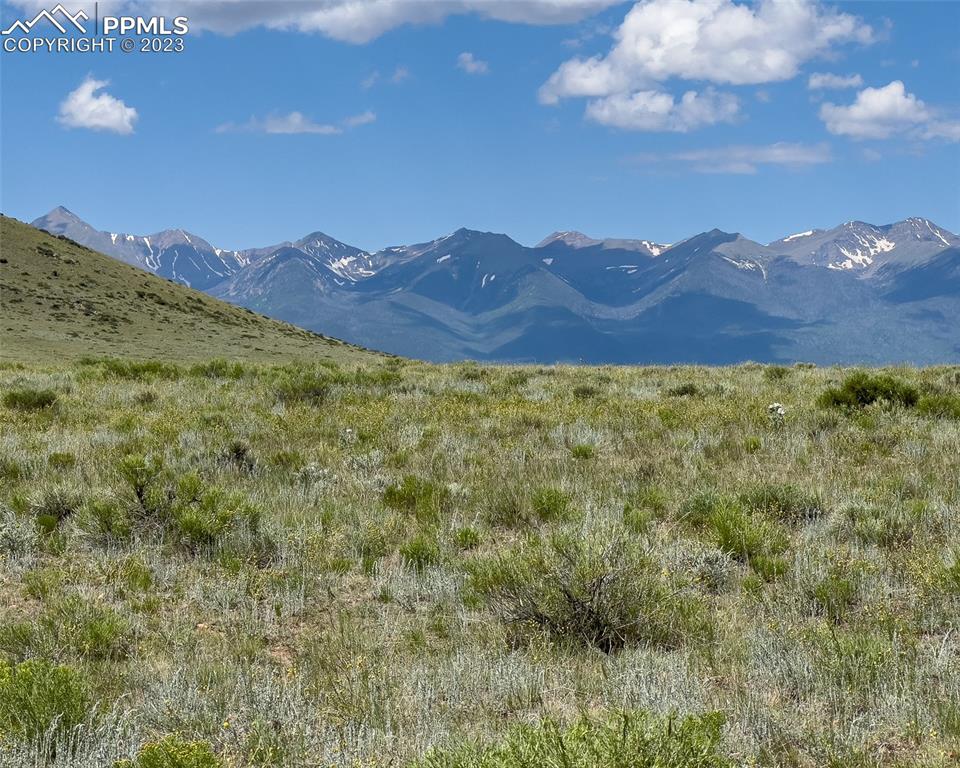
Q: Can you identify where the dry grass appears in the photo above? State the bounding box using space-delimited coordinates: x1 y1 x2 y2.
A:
0 358 958 767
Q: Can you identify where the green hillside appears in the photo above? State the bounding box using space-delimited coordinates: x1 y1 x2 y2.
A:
0 215 378 364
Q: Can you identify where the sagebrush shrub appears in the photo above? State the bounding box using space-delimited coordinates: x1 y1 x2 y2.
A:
469 533 711 652
415 710 731 768
171 473 260 551
3 387 58 411
0 658 89 743
818 372 919 410
118 734 223 768
78 498 131 541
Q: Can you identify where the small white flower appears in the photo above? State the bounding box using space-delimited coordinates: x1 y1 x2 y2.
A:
768 402 786 419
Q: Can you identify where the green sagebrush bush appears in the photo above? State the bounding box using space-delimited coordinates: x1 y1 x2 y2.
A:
468 533 711 653
3 387 58 411
0 658 89 743
414 710 731 768
171 472 261 551
116 734 223 768
817 371 918 410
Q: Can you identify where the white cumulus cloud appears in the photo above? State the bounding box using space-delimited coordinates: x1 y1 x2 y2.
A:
538 0 873 134
457 52 489 75
819 80 931 140
9 1 620 42
540 0 874 105
57 76 138 135
586 88 739 132
808 72 863 90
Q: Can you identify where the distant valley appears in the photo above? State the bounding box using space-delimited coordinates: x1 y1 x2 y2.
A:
31 206 960 364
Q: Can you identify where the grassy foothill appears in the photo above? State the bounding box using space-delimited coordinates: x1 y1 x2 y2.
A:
0 358 958 767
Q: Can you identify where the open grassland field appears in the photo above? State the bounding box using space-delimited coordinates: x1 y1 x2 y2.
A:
0 216 375 365
1 359 959 767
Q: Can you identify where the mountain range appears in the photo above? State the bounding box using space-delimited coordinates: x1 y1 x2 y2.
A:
31 206 960 364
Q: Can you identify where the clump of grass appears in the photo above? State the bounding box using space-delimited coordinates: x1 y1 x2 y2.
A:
0 595 131 661
454 526 480 550
738 483 825 525
400 533 442 572
679 491 724 528
530 487 570 522
99 359 182 381
273 370 331 405
468 533 710 653
570 444 596 460
190 358 246 380
3 387 58 411
818 371 918 410
917 392 960 419
763 365 791 382
415 710 731 768
808 565 860 623
665 382 700 398
224 439 256 473
709 500 789 580
572 383 600 400
77 498 131 542
839 502 930 549
117 734 223 768
383 475 450 524
0 658 89 743
30 487 81 533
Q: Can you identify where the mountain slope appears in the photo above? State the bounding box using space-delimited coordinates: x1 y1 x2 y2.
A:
0 215 377 364
769 218 959 274
31 207 249 290
21 208 960 365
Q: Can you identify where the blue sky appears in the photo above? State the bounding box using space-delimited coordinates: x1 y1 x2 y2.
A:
1 1 958 251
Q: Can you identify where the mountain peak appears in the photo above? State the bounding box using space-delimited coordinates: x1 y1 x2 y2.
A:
35 206 88 228
536 231 601 249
